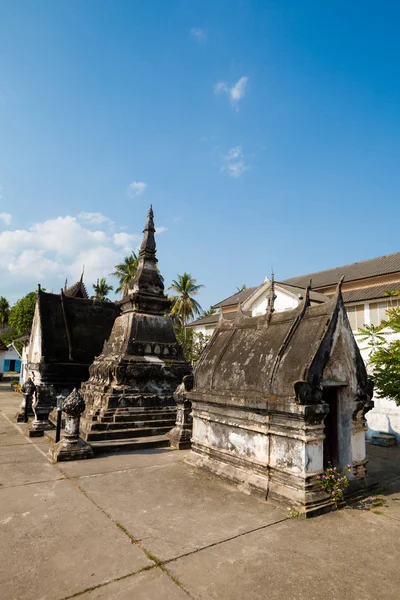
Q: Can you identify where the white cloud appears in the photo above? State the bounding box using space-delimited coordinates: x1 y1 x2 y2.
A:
155 226 167 235
113 232 140 251
214 76 249 110
78 211 113 225
128 181 147 198
0 214 142 302
190 27 207 42
221 146 249 178
0 212 12 225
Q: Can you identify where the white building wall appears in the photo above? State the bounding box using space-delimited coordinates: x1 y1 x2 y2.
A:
349 304 400 442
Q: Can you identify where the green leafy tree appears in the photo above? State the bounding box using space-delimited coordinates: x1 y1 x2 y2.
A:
111 252 139 296
0 296 10 326
174 326 210 364
384 289 400 308
356 324 386 352
169 273 204 333
8 291 37 336
201 307 216 318
369 307 400 405
93 277 113 301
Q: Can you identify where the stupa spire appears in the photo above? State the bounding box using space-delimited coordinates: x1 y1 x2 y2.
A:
127 206 169 315
138 205 156 259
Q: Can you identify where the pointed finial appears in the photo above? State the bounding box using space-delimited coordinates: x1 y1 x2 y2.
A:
64 278 68 291
303 279 312 307
144 205 155 232
336 275 345 294
80 265 85 283
266 272 277 322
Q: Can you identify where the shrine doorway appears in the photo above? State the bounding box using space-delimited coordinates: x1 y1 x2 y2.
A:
323 387 340 468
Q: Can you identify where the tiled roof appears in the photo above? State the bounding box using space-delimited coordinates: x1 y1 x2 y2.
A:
282 252 400 289
211 286 259 309
188 311 247 328
64 279 89 299
342 282 400 303
277 282 329 303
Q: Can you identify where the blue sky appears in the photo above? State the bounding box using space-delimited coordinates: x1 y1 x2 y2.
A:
1 0 399 309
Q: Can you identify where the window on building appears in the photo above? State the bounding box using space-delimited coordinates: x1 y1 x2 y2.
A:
369 300 398 326
346 305 365 331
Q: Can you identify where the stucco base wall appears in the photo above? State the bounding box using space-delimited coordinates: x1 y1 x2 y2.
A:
366 398 400 442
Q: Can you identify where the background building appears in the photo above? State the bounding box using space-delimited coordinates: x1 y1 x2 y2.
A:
188 252 400 441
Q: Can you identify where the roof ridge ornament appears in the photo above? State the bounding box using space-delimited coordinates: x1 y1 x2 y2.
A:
265 272 276 323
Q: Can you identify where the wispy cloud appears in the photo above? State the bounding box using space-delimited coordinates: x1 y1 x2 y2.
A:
113 232 140 251
190 27 207 42
0 212 12 226
214 76 249 110
221 146 249 178
128 181 147 198
78 211 113 225
155 226 167 235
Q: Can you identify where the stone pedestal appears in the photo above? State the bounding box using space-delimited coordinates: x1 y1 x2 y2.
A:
169 375 194 449
49 389 94 462
15 378 35 423
28 386 55 437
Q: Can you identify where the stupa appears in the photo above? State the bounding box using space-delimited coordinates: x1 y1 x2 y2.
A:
80 206 192 452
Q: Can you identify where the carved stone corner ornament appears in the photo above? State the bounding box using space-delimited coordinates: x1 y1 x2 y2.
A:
15 377 35 423
28 385 55 437
49 388 94 462
168 374 194 450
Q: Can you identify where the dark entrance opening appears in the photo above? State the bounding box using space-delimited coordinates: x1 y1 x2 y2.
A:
323 387 340 468
9 359 16 371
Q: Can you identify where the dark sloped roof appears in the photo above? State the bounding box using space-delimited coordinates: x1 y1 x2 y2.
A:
64 279 89 299
277 282 329 303
187 311 252 328
342 281 400 304
282 252 400 289
192 289 369 400
211 286 259 309
38 290 120 363
0 339 8 351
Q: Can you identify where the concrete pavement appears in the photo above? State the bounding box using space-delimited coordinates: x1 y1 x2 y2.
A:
1 378 399 599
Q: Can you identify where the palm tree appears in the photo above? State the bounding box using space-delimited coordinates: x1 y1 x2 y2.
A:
111 252 139 296
201 307 216 318
169 273 204 333
93 278 113 301
236 284 247 292
384 289 400 308
0 296 10 327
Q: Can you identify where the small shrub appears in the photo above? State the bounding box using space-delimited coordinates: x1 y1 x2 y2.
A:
317 463 351 508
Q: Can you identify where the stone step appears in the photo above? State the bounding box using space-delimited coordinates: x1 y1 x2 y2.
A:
85 425 173 442
90 434 171 454
89 419 176 431
98 410 176 423
371 433 397 447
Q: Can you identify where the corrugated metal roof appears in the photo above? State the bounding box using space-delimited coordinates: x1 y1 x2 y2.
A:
342 282 400 303
282 252 400 289
212 286 259 309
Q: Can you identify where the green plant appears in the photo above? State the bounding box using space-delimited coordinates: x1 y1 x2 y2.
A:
0 296 10 326
317 463 351 508
92 277 113 301
169 273 204 334
8 291 37 336
111 252 139 296
370 307 400 405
